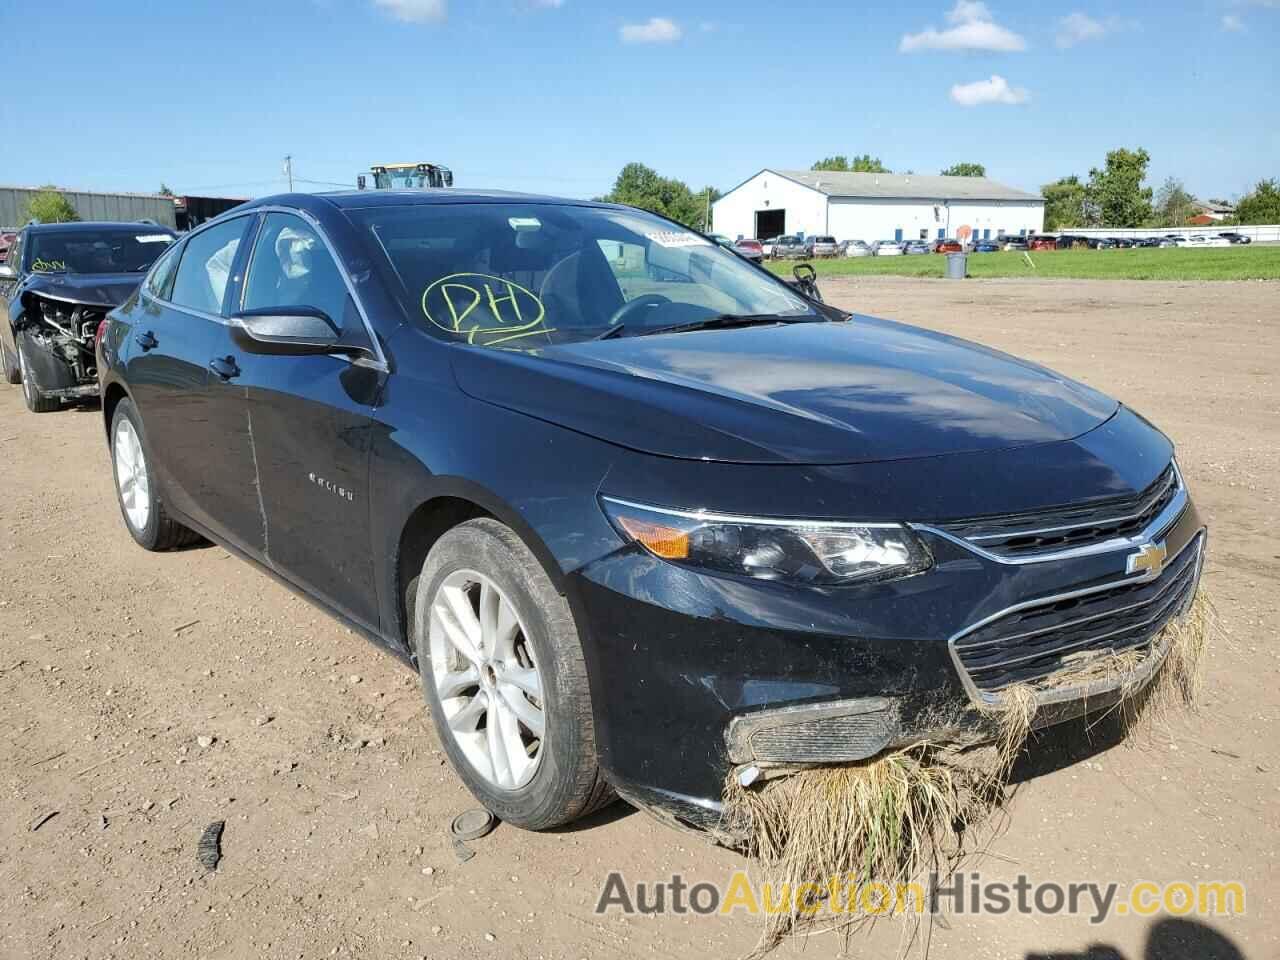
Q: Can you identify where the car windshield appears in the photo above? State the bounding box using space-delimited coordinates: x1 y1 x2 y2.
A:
26 228 174 274
352 203 817 348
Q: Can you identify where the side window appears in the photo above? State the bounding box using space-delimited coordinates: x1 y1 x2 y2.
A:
170 217 249 315
242 213 349 324
7 234 23 272
145 243 181 299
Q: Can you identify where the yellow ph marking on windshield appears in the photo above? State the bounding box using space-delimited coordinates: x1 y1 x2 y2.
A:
440 282 483 330
422 272 549 346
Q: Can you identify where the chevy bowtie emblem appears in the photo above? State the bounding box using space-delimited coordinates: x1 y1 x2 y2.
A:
1126 541 1168 578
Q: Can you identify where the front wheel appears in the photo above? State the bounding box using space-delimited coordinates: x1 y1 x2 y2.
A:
0 333 19 385
414 518 613 829
16 332 61 412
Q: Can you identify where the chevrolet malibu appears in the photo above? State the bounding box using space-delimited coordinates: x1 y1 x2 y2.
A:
97 191 1205 832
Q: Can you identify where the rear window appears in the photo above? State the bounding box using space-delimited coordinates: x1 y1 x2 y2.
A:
815 236 835 244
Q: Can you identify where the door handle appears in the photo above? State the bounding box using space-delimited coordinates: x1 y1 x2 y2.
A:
135 330 158 351
209 356 240 381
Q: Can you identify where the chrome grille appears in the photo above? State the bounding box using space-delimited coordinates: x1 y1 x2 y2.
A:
951 532 1203 696
938 463 1181 559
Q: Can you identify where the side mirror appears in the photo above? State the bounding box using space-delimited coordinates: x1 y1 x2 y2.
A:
231 305 368 357
0 263 15 280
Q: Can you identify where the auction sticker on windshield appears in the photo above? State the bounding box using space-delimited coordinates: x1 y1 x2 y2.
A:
646 231 712 249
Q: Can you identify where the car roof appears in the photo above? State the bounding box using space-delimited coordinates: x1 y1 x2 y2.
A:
26 220 175 234
241 189 620 214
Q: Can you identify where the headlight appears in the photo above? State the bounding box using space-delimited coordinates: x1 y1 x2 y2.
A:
601 497 932 585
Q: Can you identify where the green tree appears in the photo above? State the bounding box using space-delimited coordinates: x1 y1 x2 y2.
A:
157 183 175 197
811 154 890 173
598 163 711 229
1041 175 1088 230
25 187 80 224
1085 148 1154 228
940 162 986 177
1153 177 1195 227
1233 179 1280 225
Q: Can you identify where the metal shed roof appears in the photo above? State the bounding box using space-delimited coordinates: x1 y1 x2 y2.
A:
772 169 1043 202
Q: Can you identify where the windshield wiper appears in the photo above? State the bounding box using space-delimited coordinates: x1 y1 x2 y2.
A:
591 323 627 340
625 313 823 339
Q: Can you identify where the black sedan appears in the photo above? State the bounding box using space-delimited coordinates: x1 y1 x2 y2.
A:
96 191 1207 832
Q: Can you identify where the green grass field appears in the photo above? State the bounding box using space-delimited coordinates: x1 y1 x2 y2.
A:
765 245 1280 281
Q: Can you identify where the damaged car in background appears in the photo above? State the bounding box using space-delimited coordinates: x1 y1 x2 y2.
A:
1 221 176 412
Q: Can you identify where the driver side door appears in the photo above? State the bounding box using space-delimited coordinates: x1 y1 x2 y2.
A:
210 211 384 630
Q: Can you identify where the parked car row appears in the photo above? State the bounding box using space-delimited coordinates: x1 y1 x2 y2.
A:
1033 232 1244 251
762 235 841 259
731 228 1253 263
1 192 1207 840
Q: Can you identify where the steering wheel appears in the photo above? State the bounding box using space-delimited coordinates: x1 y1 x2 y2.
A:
605 294 671 330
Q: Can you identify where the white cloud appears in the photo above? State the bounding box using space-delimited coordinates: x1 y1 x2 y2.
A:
529 0 564 7
1055 12 1106 47
373 0 446 23
1221 13 1245 30
901 1 1026 52
620 17 682 44
1055 11 1139 47
949 74 1030 106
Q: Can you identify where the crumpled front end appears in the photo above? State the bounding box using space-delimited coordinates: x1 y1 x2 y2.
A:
15 292 108 401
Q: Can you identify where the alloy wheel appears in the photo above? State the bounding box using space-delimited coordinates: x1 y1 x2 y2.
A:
113 417 152 532
428 570 545 790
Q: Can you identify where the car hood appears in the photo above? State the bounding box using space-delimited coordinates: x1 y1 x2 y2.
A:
450 316 1119 465
23 272 144 309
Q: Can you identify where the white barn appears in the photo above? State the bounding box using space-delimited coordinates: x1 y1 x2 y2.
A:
712 169 1044 244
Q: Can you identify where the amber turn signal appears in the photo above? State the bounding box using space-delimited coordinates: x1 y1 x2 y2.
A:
615 516 690 559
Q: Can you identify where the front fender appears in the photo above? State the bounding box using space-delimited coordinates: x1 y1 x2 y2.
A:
368 328 626 655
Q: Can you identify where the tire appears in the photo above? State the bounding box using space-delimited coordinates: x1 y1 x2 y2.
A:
16 332 61 413
0 332 19 385
109 397 202 551
414 518 613 829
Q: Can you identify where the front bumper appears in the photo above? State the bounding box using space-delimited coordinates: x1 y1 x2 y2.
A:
569 485 1205 828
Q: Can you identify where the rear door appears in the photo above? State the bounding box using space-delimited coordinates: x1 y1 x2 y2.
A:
123 216 254 531
211 210 384 629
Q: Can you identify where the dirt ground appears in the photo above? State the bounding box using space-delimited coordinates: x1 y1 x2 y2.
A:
2 277 1276 960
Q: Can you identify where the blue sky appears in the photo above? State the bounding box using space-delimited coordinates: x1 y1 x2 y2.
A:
1 0 1276 202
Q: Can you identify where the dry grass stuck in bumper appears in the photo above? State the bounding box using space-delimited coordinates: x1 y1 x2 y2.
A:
719 590 1217 957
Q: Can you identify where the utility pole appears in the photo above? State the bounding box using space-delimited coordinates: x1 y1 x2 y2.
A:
703 188 712 233
283 155 294 192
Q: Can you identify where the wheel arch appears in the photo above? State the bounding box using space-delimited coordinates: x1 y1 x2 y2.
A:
101 380 131 440
392 479 568 658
